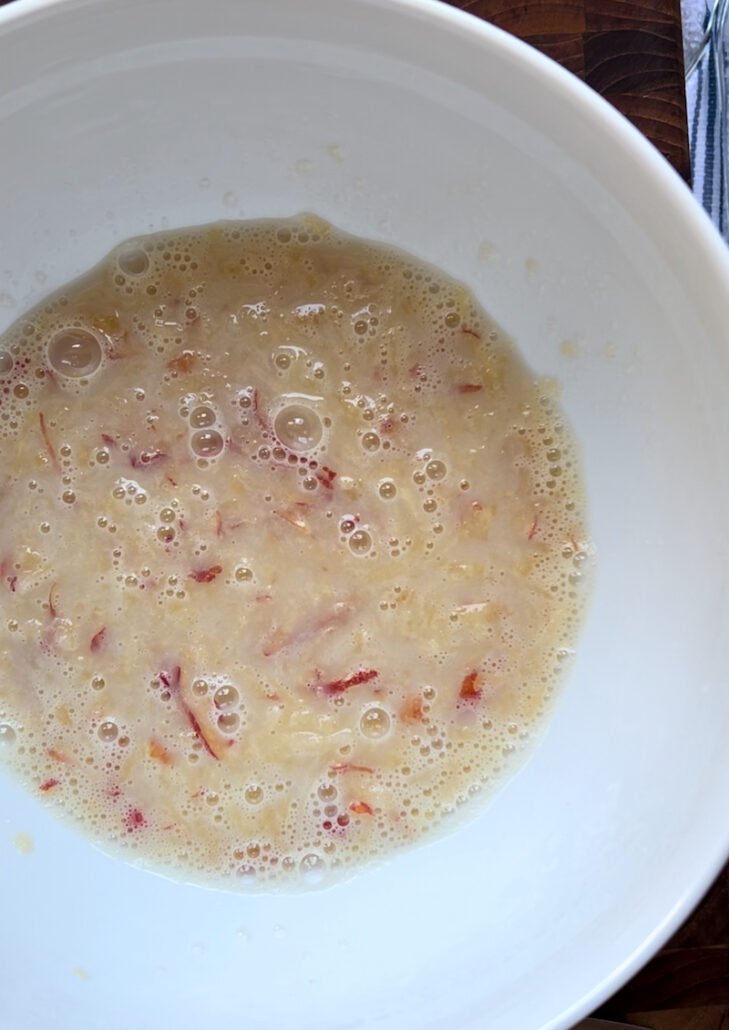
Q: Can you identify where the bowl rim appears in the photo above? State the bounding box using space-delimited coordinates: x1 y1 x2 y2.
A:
0 1 728 1027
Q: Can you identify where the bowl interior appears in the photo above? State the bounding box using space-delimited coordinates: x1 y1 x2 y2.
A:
1 2 729 1028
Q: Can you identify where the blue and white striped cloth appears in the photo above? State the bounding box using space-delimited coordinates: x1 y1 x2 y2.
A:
683 0 729 236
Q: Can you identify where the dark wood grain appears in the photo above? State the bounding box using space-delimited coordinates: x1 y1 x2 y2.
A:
447 0 691 179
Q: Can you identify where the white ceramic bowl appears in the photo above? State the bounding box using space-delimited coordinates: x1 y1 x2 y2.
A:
1 1 728 1027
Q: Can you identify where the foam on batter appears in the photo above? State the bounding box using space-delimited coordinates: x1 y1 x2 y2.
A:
0 216 589 889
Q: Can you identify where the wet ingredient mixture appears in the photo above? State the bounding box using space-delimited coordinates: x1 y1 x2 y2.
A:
0 217 588 888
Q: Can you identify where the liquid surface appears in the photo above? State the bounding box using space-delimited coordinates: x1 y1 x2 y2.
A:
0 217 588 888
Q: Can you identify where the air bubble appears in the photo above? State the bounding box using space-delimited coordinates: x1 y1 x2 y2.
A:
235 566 253 582
190 406 216 429
0 351 12 375
273 405 322 452
48 329 102 378
0 724 16 746
157 526 175 543
299 853 327 885
349 529 372 555
217 712 240 733
97 721 118 742
191 429 224 457
192 679 209 696
214 685 239 709
245 785 263 805
118 247 150 276
360 706 391 739
426 459 447 481
378 480 396 500
362 432 380 452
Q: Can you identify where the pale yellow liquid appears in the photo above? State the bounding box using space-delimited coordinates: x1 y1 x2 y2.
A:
0 217 588 888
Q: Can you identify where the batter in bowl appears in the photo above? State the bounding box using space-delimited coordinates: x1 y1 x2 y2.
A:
0 217 588 887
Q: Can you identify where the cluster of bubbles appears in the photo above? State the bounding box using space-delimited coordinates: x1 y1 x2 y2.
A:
0 631 555 890
338 515 373 557
111 239 197 298
189 677 245 737
0 311 111 446
179 399 225 463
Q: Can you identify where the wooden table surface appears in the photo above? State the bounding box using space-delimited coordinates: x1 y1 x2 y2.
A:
448 0 691 180
442 9 725 1028
0 0 725 1026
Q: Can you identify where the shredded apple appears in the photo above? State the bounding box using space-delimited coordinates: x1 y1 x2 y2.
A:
0 216 588 888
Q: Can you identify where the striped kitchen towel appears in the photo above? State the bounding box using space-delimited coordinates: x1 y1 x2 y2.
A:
683 0 729 236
